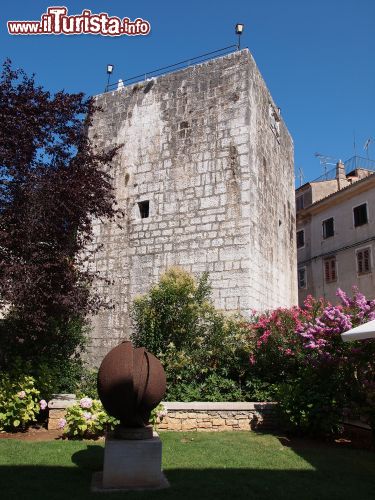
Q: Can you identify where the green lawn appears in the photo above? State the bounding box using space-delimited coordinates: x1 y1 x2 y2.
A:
0 432 374 500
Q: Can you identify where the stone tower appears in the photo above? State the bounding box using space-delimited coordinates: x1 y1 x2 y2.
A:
87 49 297 365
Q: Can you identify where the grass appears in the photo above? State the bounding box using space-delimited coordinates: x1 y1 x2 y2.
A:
0 432 374 500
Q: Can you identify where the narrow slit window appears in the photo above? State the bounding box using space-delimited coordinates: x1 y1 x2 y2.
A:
138 200 149 219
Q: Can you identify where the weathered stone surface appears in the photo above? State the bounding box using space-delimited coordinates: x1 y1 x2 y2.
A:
86 49 296 365
48 395 76 409
212 419 225 426
97 434 169 491
181 420 197 430
48 409 67 430
110 425 153 440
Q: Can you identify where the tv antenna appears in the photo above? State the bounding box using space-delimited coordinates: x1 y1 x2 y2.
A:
364 138 373 159
297 167 304 187
314 152 338 179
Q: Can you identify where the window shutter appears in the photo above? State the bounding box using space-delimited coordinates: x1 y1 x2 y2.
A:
325 260 330 281
364 249 370 272
358 251 363 273
331 259 336 281
357 248 371 273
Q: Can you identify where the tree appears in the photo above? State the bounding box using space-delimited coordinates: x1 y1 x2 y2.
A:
0 59 120 363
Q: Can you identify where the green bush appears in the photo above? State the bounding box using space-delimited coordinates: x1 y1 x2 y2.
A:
62 397 119 438
77 369 99 399
276 370 347 436
131 267 211 354
62 397 166 439
0 316 88 398
131 268 255 402
0 374 41 431
247 290 375 437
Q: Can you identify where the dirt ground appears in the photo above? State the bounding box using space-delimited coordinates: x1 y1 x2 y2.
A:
0 425 63 441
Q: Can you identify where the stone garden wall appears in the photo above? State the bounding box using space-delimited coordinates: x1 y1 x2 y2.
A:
158 402 277 431
47 397 277 432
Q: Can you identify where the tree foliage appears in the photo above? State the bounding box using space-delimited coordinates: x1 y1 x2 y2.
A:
0 59 119 361
131 268 252 401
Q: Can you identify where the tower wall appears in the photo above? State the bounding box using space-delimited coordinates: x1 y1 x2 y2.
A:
87 49 296 365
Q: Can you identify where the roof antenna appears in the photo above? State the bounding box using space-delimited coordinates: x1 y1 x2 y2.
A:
314 152 338 179
364 138 373 160
297 167 304 187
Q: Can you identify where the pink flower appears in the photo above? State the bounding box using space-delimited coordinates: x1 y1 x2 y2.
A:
83 412 92 420
79 397 93 409
58 418 66 429
336 288 350 307
17 390 26 399
305 341 318 349
39 399 47 410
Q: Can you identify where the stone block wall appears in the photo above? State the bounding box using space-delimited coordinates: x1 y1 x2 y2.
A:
48 394 76 430
87 48 296 365
157 402 277 431
47 399 278 432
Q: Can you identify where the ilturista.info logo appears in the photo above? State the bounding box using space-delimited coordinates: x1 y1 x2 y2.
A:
7 6 151 36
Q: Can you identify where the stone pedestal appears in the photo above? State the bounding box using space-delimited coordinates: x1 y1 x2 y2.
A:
92 433 169 492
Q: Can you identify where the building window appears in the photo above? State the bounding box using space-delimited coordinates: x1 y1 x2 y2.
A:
324 256 337 283
296 229 305 249
138 200 149 219
322 217 334 239
298 268 307 289
353 203 368 227
357 247 371 275
296 195 304 211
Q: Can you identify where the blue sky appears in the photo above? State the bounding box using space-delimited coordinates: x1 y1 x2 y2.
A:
1 1 374 184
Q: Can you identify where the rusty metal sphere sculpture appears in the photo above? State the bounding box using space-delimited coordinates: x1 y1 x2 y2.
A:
97 341 166 428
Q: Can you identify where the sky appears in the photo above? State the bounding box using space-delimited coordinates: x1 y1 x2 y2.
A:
1 0 374 185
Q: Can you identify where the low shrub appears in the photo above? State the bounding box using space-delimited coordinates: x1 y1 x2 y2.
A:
62 396 119 438
61 397 166 438
131 268 255 402
0 373 45 431
77 369 99 399
248 288 375 436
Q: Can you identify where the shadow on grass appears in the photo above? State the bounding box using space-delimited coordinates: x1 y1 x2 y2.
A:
1 443 375 500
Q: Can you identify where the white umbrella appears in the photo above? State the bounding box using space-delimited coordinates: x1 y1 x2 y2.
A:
341 319 375 342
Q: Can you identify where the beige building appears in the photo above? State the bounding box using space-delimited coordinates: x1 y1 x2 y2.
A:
296 156 375 304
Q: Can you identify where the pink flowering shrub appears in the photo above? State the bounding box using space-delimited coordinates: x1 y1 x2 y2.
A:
79 397 93 409
62 397 119 438
247 288 375 436
62 397 166 439
39 399 47 411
